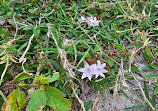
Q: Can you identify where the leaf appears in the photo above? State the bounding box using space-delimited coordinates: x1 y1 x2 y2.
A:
143 66 152 71
153 26 158 31
44 85 71 111
33 27 40 37
26 90 46 111
96 84 106 99
145 48 154 58
124 104 148 110
149 63 158 70
144 82 149 100
18 82 27 87
154 86 158 95
17 91 25 108
34 75 49 84
143 74 158 79
112 43 125 51
107 59 113 67
7 89 26 111
153 82 158 86
14 73 31 81
47 72 59 83
84 100 92 111
152 93 156 108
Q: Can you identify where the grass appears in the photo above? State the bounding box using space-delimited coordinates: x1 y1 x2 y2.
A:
0 0 158 110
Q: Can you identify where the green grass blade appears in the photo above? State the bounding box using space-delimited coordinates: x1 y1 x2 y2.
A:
124 104 148 110
144 81 150 100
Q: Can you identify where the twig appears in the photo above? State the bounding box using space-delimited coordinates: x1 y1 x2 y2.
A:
0 56 9 86
13 12 18 39
46 23 76 78
37 1 50 12
19 34 35 63
39 9 55 25
0 90 11 111
128 39 155 111
130 72 155 111
71 81 86 111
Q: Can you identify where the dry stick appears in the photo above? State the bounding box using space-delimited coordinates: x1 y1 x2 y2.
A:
19 34 35 63
128 38 155 111
37 1 51 12
130 72 155 111
13 12 18 39
47 23 75 78
72 81 86 111
47 24 85 110
113 58 127 96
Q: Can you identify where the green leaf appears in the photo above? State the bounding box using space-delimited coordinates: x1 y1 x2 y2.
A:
107 59 113 67
149 63 158 70
112 43 125 51
47 72 59 83
143 66 152 71
33 27 40 37
18 82 27 87
127 50 132 56
96 84 106 99
44 85 71 111
34 75 50 84
124 104 148 110
131 66 141 74
8 89 26 110
143 74 158 79
17 91 25 108
84 100 92 111
153 26 158 31
27 90 46 111
152 93 156 108
145 48 154 58
144 82 149 100
77 46 91 67
14 73 31 81
154 86 158 95
153 82 158 86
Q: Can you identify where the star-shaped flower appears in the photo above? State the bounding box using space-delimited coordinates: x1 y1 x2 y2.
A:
77 16 101 28
77 16 86 24
86 16 100 28
78 63 97 81
95 60 108 78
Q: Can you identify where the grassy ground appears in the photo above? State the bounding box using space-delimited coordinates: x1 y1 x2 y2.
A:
0 0 158 110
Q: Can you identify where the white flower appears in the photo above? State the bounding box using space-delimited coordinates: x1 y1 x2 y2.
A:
78 63 97 81
95 60 108 78
77 16 101 28
78 60 108 81
78 16 86 24
87 16 100 28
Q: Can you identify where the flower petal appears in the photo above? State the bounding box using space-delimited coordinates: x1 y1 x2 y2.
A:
97 60 101 66
81 73 87 79
100 63 106 68
100 69 108 73
78 68 85 72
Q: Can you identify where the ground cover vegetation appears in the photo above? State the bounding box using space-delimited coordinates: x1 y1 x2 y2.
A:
0 0 158 110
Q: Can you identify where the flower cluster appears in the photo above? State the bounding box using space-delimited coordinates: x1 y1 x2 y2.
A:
78 16 100 28
78 60 108 81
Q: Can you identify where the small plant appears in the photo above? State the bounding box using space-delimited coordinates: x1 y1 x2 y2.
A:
0 0 157 111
